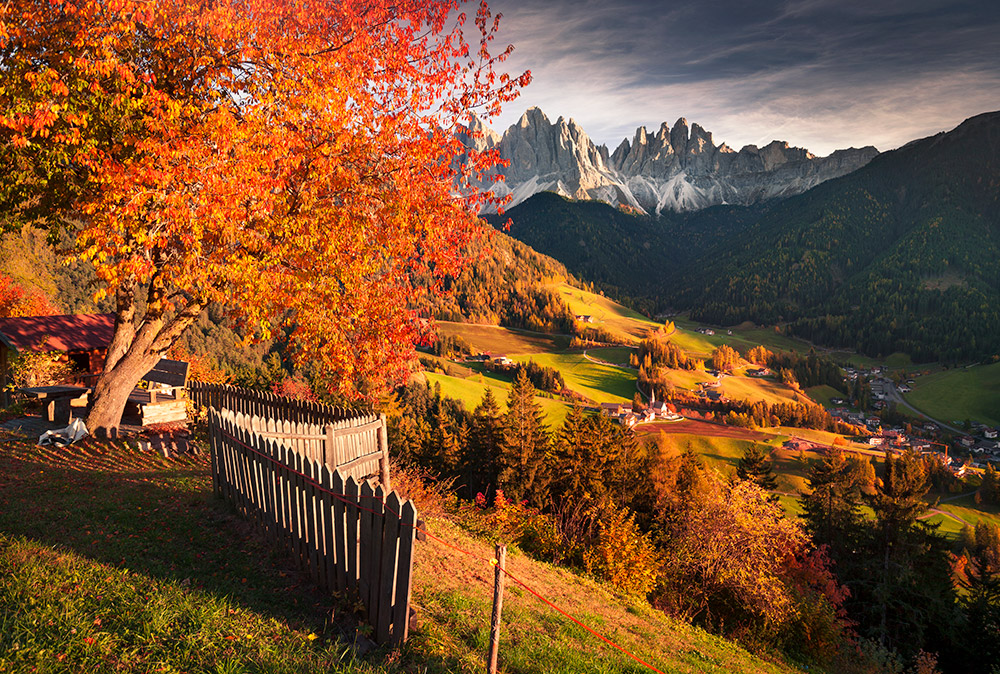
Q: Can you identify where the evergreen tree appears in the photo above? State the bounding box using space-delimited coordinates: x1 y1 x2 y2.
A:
462 388 505 500
426 405 461 479
978 463 1000 505
550 408 629 506
961 523 1000 674
801 447 872 561
735 444 779 498
860 451 959 660
501 369 549 505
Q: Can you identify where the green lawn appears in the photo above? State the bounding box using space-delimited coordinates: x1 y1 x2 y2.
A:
670 316 820 357
515 352 636 404
805 385 843 408
435 322 569 355
0 433 808 674
551 283 661 342
586 346 636 365
904 361 1000 427
420 371 572 426
722 376 805 407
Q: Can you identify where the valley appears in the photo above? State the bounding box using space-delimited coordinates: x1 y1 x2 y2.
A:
417 283 1000 544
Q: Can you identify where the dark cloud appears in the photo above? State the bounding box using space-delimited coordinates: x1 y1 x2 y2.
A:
485 0 1000 155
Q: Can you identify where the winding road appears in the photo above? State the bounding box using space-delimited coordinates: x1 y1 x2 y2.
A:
883 380 963 434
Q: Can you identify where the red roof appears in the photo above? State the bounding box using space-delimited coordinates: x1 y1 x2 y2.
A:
0 313 115 353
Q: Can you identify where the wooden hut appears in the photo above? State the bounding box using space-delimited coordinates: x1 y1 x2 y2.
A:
0 313 115 393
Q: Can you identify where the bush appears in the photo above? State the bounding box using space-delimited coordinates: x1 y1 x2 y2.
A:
582 503 658 596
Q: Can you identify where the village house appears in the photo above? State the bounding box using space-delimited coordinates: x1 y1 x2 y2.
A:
601 401 632 417
0 313 115 394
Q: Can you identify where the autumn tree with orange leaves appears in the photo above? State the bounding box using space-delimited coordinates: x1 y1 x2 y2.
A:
0 0 527 435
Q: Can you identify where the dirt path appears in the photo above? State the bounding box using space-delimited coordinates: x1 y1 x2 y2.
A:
633 417 772 441
920 507 972 527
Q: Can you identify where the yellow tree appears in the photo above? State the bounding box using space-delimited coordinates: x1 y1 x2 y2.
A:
0 0 527 435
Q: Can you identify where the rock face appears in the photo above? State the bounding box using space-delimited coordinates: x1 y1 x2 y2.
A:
476 108 879 214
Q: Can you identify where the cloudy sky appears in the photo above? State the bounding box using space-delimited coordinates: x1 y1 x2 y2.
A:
483 0 1000 156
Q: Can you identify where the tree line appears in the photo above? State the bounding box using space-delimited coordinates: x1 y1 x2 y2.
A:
385 377 927 671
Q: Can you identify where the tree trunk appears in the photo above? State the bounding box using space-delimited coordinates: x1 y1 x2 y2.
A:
86 348 163 439
85 272 207 438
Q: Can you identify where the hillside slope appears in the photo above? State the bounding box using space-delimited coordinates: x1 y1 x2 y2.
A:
0 433 808 674
680 110 1000 362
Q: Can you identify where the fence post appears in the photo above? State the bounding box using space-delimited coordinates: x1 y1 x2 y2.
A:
487 543 506 674
325 424 335 469
378 414 391 491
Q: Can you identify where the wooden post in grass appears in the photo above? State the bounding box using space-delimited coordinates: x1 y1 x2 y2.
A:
487 543 506 674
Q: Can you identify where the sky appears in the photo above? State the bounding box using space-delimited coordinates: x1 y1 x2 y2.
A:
483 0 1000 156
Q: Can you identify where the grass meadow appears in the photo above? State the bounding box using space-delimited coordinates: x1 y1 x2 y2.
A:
904 361 1000 427
0 429 807 674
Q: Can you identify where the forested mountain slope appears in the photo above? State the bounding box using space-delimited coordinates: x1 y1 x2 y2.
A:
680 110 1000 362
496 111 1000 362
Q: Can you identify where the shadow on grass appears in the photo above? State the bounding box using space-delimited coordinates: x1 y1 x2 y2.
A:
0 444 340 635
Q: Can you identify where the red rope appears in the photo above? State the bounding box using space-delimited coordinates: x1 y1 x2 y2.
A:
502 567 670 674
217 426 669 674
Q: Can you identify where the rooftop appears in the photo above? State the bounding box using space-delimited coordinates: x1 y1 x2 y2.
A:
0 314 115 353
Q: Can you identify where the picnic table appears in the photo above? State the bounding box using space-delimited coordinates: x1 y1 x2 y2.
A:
19 385 91 424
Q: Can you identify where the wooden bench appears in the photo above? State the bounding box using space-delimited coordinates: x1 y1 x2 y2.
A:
19 385 91 424
127 359 190 426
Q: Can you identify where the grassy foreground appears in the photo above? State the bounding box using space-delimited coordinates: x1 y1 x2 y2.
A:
0 429 808 674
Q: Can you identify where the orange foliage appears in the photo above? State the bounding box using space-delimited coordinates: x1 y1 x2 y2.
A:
168 344 232 385
270 376 318 403
1 0 528 412
0 273 58 318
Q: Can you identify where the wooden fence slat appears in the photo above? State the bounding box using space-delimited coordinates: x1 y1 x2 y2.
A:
320 465 336 592
288 448 302 569
378 415 390 491
305 458 321 585
260 437 275 543
392 500 417 645
233 423 247 516
295 450 309 571
333 470 348 592
209 409 221 496
368 484 385 622
377 491 402 644
358 481 374 611
345 476 360 599
280 445 294 548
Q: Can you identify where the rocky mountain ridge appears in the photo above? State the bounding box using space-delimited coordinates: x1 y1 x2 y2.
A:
470 108 879 213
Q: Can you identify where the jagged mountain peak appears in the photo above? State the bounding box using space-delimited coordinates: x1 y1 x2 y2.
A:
473 109 879 214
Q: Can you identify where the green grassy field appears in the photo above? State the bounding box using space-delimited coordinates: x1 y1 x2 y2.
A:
516 352 636 404
671 317 808 356
435 321 569 355
904 361 1000 427
722 376 805 406
586 346 635 365
655 368 715 392
419 371 572 425
932 496 1000 530
551 283 661 342
804 385 843 408
0 431 808 674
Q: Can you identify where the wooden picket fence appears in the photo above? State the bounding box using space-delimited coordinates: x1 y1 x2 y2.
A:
190 382 390 488
189 381 369 424
209 408 417 646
